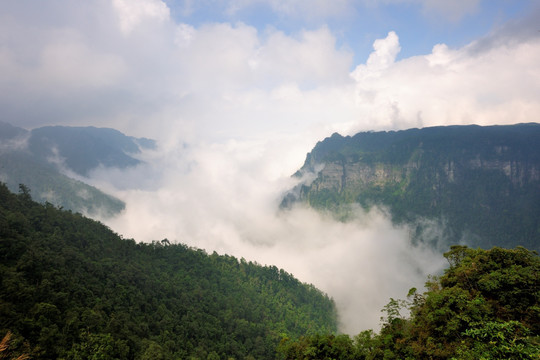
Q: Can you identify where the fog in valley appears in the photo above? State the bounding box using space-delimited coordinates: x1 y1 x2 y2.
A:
86 139 445 333
2 0 540 334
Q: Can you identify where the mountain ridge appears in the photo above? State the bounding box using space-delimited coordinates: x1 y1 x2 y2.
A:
286 123 540 250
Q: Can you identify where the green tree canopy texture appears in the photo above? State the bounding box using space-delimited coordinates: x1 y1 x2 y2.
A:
0 183 337 359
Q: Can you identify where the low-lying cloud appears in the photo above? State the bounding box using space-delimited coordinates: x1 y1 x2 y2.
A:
87 139 445 333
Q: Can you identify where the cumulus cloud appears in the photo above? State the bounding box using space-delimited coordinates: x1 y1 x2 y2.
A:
3 0 538 139
351 31 400 77
348 23 540 132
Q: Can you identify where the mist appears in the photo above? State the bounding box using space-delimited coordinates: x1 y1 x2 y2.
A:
86 137 446 334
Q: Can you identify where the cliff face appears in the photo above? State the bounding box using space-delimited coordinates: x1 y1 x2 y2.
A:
307 161 416 193
309 156 540 194
291 124 540 250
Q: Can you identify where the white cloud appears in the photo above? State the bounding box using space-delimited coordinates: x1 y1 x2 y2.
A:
255 27 353 87
174 23 196 47
349 28 540 132
92 139 444 333
38 31 126 88
351 31 400 79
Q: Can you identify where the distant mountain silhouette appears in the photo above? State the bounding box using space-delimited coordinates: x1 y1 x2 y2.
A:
28 125 155 176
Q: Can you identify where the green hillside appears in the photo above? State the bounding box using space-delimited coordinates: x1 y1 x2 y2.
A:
288 124 540 250
0 183 337 359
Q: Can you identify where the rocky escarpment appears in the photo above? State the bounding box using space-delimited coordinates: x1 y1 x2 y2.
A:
307 156 540 196
286 124 540 250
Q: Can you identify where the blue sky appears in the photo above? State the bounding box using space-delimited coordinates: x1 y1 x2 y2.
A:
164 0 534 62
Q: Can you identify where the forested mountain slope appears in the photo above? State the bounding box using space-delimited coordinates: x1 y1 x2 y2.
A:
286 123 540 250
0 183 337 359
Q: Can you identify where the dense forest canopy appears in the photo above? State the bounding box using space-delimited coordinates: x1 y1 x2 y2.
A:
0 183 337 359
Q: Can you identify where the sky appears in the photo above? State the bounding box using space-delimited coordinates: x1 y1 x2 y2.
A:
2 0 540 333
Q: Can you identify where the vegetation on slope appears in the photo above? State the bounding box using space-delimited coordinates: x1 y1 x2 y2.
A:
0 183 337 359
278 245 540 359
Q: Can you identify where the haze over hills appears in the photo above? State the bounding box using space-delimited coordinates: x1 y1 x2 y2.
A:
28 125 155 177
0 122 155 216
285 123 540 251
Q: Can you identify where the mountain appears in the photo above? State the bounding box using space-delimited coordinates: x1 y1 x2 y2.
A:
0 121 27 141
0 122 155 216
285 123 540 250
0 183 337 359
28 125 155 177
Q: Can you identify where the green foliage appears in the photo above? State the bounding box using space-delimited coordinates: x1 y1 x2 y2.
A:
452 321 539 360
278 333 355 360
0 183 337 359
278 246 540 360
